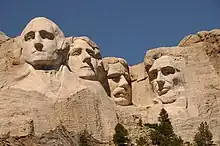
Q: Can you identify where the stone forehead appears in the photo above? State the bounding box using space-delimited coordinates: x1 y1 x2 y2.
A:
71 39 91 48
107 62 128 76
21 17 64 38
150 56 176 70
72 36 99 50
103 57 128 66
69 36 101 59
103 57 129 74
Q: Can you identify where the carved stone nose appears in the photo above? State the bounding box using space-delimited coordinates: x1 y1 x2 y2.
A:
119 75 129 88
157 80 165 90
34 43 43 51
83 55 91 63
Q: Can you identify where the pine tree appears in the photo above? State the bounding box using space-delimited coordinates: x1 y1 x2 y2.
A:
79 130 107 146
113 123 130 146
194 122 213 146
147 108 183 146
136 136 149 146
158 108 174 137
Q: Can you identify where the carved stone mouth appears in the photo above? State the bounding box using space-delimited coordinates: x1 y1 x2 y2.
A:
80 66 91 69
157 88 169 96
113 88 127 98
115 93 126 98
32 50 46 54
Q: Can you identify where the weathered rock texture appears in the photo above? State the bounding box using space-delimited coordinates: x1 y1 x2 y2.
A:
2 17 220 145
0 85 117 145
178 29 220 48
130 42 220 144
179 29 220 78
0 17 118 145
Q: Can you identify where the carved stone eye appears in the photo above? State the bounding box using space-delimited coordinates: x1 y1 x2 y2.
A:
24 31 35 41
86 49 95 58
39 30 55 40
149 69 158 81
108 74 121 83
161 66 175 76
71 49 81 56
111 76 120 83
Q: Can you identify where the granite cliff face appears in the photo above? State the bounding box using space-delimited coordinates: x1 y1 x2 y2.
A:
1 17 220 145
130 42 220 144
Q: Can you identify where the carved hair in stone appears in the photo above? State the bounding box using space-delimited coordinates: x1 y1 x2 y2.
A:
20 17 68 70
144 55 185 104
102 57 132 106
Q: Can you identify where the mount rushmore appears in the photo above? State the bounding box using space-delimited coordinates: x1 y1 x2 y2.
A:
0 17 220 145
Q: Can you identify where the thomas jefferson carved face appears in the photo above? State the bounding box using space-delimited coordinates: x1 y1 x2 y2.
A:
21 17 65 69
103 57 132 106
68 39 98 80
148 56 183 103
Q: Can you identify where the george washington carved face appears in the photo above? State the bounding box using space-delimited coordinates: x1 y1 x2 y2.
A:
21 17 65 70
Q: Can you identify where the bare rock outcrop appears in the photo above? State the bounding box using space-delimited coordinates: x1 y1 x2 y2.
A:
0 85 117 145
2 17 220 145
0 31 9 45
129 63 153 106
129 42 220 144
0 17 118 145
178 29 220 48
179 29 220 78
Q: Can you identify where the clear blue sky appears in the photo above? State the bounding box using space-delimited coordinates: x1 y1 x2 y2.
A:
1 0 220 65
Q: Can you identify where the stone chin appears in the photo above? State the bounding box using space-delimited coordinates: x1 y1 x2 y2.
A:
25 55 62 69
31 53 59 61
78 70 97 80
156 89 177 104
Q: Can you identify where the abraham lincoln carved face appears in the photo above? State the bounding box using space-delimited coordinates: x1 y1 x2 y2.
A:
147 55 184 104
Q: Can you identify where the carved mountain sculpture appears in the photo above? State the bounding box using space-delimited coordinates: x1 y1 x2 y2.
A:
1 17 220 145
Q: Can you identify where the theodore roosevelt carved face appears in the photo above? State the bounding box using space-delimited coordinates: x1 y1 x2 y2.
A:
103 57 132 106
